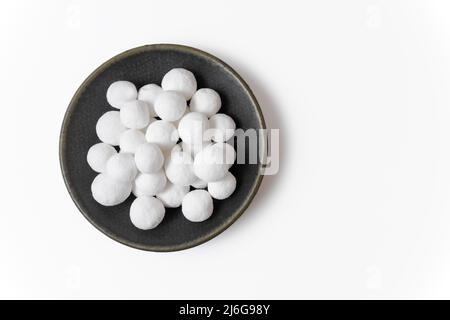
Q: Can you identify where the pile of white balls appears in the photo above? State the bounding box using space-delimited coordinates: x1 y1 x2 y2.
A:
87 68 238 230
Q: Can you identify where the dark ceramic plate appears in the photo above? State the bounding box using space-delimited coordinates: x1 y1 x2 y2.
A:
60 44 265 252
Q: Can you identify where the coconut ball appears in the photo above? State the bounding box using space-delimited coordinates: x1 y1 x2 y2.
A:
106 81 137 109
154 91 187 122
178 112 209 145
139 117 156 135
106 153 137 182
138 84 163 105
182 140 211 158
190 88 221 117
132 171 167 197
169 143 183 155
173 106 190 128
134 143 164 173
96 111 126 146
130 196 165 230
87 143 117 173
208 172 236 200
191 178 208 189
119 129 146 154
182 190 213 222
193 143 234 182
214 142 236 168
156 182 189 208
145 120 179 151
120 100 150 129
161 68 197 100
209 113 236 142
164 150 197 186
138 84 162 117
91 173 132 206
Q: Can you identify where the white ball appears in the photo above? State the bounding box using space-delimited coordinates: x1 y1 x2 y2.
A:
119 129 146 154
106 153 137 182
168 143 182 155
87 143 117 173
208 113 236 142
138 84 162 116
96 111 126 146
173 106 190 128
91 173 131 206
161 68 197 100
164 150 197 186
208 172 236 200
193 143 235 182
178 112 209 144
139 117 156 135
215 142 236 168
182 190 213 222
106 81 137 109
132 171 167 197
191 178 208 189
182 140 211 158
145 120 179 151
154 91 187 122
134 143 164 173
190 88 221 117
130 196 165 230
156 182 189 208
120 100 150 129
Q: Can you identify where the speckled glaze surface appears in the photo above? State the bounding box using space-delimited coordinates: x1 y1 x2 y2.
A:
59 44 265 252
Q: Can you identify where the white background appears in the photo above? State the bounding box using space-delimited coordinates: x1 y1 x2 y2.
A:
1 0 450 299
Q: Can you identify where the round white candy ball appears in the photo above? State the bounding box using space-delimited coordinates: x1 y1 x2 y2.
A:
191 178 208 189
161 68 197 100
168 143 182 155
215 142 236 168
208 172 236 200
145 120 179 151
96 111 126 146
165 150 196 186
139 117 156 135
193 143 235 182
182 190 213 222
87 143 117 173
106 153 137 182
134 143 164 173
156 182 189 208
120 100 150 129
132 171 167 197
173 106 190 128
154 91 187 122
119 129 146 154
209 113 236 142
182 140 211 158
190 88 221 117
138 84 162 116
178 112 209 144
130 196 165 230
106 81 137 109
91 173 131 206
